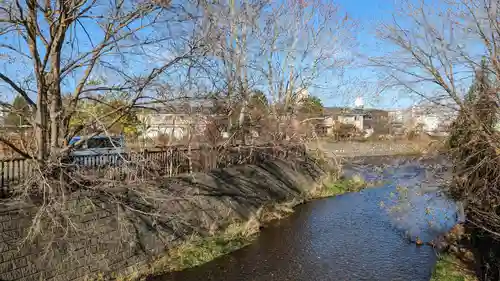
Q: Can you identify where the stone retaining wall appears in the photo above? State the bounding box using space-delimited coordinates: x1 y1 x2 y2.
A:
0 157 326 281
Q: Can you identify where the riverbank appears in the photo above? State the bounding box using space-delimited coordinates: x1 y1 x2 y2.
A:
432 254 477 281
307 139 444 157
83 148 372 281
127 151 457 281
141 152 480 281
148 158 452 281
135 174 368 280
430 224 478 281
0 151 340 281
340 153 478 281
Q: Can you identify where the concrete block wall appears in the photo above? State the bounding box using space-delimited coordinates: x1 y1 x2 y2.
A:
0 199 165 281
0 158 325 281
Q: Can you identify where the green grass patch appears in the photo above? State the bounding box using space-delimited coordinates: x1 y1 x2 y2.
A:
112 169 371 280
118 204 298 280
315 175 369 198
431 254 477 281
158 218 262 273
159 176 369 272
164 231 252 270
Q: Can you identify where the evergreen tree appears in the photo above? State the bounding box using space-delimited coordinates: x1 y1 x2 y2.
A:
5 95 31 128
298 95 324 116
249 90 269 110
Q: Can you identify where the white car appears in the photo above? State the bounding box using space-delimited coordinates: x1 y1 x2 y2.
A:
69 135 127 167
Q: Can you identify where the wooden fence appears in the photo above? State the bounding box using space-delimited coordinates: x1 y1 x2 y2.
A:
0 144 307 197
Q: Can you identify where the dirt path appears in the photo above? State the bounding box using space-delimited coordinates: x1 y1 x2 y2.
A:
307 141 428 157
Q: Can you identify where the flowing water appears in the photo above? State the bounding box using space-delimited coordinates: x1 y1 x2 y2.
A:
149 156 460 281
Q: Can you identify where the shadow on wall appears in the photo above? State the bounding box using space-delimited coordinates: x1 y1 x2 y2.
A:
0 155 328 281
173 156 326 222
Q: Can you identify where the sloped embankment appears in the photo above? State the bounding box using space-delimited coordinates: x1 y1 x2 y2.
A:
0 155 332 281
156 157 329 234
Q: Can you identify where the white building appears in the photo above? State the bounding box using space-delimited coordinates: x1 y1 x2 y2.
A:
335 98 369 131
294 88 309 105
410 103 457 135
337 112 365 131
136 101 229 141
388 101 457 135
0 104 6 126
138 112 210 141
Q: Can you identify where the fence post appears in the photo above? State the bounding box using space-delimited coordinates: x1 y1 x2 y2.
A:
187 145 192 174
143 149 148 178
211 146 217 169
0 161 4 197
201 145 210 172
6 160 10 186
238 145 242 165
167 148 172 176
16 159 20 185
174 147 180 175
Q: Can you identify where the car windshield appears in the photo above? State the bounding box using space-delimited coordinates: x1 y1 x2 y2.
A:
86 137 122 149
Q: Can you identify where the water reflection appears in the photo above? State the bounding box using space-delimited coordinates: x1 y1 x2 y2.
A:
149 157 458 281
346 157 459 242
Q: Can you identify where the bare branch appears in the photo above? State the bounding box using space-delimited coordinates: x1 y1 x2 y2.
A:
0 72 36 107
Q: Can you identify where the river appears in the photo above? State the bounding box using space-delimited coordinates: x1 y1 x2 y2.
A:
149 156 460 281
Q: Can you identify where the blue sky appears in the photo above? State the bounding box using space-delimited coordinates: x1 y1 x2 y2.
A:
317 0 417 109
0 0 474 111
322 0 480 110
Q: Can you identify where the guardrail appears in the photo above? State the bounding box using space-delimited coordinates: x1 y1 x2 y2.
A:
0 144 306 197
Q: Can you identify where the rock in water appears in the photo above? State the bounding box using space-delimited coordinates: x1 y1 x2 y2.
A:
416 237 424 246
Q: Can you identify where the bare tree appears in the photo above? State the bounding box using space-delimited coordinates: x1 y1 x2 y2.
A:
373 0 500 190
0 0 354 277
195 0 355 143
0 0 218 270
374 1 500 279
0 0 204 161
371 0 499 115
256 0 354 113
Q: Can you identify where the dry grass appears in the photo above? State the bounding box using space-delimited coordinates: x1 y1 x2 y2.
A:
83 148 367 281
150 221 258 273
101 200 301 281
103 169 370 280
307 138 442 158
431 254 478 281
153 200 300 273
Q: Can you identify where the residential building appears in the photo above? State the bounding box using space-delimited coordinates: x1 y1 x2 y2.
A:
137 102 225 141
388 109 412 135
388 101 458 136
319 108 378 136
336 109 368 131
388 109 405 123
321 116 336 135
319 106 390 136
0 105 5 126
408 102 457 135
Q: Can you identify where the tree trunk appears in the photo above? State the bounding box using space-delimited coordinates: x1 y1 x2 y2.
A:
48 74 62 157
238 1 249 144
35 91 47 160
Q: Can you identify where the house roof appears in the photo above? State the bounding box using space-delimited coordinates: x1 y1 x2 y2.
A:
324 107 386 117
141 103 218 115
340 109 371 116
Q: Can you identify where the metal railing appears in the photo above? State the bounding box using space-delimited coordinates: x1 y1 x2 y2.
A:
0 144 306 197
